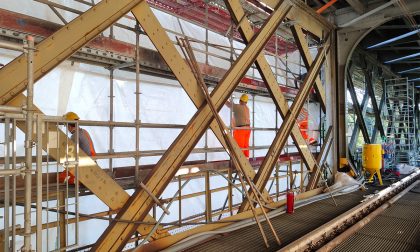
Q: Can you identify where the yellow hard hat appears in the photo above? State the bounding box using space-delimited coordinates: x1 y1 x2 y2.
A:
64 112 80 121
240 94 249 103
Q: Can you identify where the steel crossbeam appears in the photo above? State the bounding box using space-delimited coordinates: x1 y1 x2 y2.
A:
240 30 330 211
7 94 168 239
91 2 292 251
224 0 317 173
130 2 267 188
347 71 371 144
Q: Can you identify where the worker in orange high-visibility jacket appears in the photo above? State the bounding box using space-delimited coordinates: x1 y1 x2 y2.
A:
298 119 317 145
59 112 96 184
227 94 251 158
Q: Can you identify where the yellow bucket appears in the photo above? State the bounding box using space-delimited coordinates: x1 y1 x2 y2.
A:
362 144 383 185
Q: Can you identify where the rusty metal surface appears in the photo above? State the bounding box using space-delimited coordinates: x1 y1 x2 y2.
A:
184 191 367 251
333 182 420 252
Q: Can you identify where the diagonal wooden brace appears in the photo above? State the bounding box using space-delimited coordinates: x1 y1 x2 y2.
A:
92 2 292 250
240 34 330 211
224 0 317 172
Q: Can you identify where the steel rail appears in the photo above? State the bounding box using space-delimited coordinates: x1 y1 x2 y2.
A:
318 180 420 252
279 169 420 252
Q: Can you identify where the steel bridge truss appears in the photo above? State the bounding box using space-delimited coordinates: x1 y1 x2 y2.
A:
0 0 333 250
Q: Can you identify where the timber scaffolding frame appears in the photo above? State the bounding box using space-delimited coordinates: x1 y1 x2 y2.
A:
0 0 335 251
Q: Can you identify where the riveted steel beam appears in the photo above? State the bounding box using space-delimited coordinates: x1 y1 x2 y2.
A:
347 72 371 144
349 90 369 154
364 70 385 138
7 94 168 239
0 0 146 105
91 2 292 251
261 0 333 39
371 84 386 142
224 0 317 173
240 31 330 211
290 26 327 112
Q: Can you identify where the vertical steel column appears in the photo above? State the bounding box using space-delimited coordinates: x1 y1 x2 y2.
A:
205 3 209 65
109 69 114 175
36 115 43 252
178 176 182 226
23 35 34 252
275 35 278 81
12 119 17 252
252 94 255 159
135 23 141 185
4 118 10 252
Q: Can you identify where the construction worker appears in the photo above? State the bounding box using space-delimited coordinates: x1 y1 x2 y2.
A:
59 112 96 184
227 94 251 158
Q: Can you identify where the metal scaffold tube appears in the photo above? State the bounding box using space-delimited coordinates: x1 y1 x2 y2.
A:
135 23 141 186
23 35 35 252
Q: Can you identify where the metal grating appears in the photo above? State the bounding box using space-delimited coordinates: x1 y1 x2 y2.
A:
333 233 417 252
333 180 420 252
184 192 366 251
